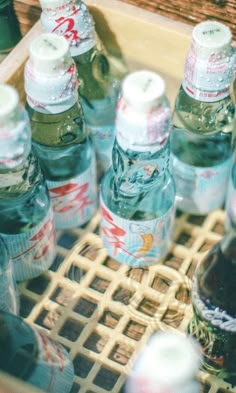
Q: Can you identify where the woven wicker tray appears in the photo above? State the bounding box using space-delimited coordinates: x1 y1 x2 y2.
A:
0 1 235 392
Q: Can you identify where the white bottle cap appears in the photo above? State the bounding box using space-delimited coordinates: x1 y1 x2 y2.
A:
122 70 165 111
126 332 201 393
0 84 19 124
0 84 31 170
192 20 232 60
116 70 171 152
29 32 72 74
25 33 78 112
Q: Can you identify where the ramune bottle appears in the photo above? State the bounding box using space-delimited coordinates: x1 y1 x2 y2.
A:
0 236 18 314
100 70 176 267
0 310 74 393
39 0 121 174
125 331 201 393
188 229 236 383
24 33 97 230
170 20 235 215
0 84 56 282
0 0 22 62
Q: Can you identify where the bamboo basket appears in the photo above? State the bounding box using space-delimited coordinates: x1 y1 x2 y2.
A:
0 1 235 392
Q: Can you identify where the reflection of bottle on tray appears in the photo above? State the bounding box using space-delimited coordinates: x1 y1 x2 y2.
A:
0 310 74 393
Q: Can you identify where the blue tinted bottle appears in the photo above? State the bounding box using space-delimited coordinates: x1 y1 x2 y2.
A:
24 33 97 230
100 70 176 267
39 0 122 174
0 84 56 282
171 21 235 215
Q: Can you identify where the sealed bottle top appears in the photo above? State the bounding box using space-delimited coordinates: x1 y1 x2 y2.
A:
0 84 31 169
126 332 201 393
24 33 78 112
192 20 232 59
116 70 171 153
39 0 96 56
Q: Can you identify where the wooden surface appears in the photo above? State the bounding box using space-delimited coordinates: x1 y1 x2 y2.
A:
13 0 236 40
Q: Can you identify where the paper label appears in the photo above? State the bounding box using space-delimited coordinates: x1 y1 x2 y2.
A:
100 197 174 267
2 208 56 281
48 158 97 229
171 155 232 214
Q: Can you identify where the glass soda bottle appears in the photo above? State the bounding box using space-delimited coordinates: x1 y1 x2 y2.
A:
39 0 121 174
188 229 236 383
100 70 176 267
0 0 22 63
125 331 201 393
24 33 97 230
0 310 74 393
0 84 56 282
0 236 19 314
170 20 235 215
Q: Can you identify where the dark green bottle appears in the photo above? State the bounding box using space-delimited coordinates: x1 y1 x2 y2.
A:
0 0 22 62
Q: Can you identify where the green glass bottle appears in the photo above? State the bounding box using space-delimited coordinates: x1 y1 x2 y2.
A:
39 0 122 174
188 228 236 383
0 0 22 62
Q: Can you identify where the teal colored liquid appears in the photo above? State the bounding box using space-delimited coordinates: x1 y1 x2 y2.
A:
27 103 95 182
101 140 175 221
0 153 51 234
170 85 234 214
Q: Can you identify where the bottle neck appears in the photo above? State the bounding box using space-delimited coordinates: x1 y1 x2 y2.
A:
112 139 170 195
28 102 88 147
182 46 235 103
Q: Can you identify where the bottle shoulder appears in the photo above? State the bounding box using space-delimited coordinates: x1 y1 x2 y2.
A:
173 85 235 135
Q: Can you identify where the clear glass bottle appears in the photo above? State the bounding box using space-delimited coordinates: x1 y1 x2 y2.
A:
170 21 235 215
188 228 236 383
0 84 56 282
0 0 22 62
0 236 18 314
39 0 122 174
100 70 176 267
24 33 97 230
125 332 201 393
0 310 74 393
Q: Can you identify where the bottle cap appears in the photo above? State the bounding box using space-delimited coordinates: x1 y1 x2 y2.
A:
29 32 72 74
192 20 232 60
122 70 165 111
126 332 201 393
0 84 31 170
116 70 171 152
0 84 19 124
24 33 78 113
39 0 96 56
